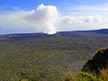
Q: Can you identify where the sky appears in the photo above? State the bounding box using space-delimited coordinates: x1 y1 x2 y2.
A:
0 0 108 34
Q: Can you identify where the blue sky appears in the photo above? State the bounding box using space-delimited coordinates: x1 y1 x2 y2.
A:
0 0 108 34
1 0 108 13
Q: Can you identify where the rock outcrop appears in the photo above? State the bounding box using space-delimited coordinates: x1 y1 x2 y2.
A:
82 47 108 75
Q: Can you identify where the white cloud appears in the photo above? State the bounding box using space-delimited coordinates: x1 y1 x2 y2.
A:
0 10 43 34
61 16 83 24
0 23 42 34
0 5 9 10
11 6 21 10
0 11 31 24
0 4 59 34
67 4 108 11
58 15 108 31
24 4 59 34
64 3 108 16
61 15 108 24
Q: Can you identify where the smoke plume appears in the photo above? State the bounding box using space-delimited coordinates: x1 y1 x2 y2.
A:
24 4 58 34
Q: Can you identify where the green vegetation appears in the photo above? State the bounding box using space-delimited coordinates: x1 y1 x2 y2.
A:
64 71 96 81
76 71 96 81
64 69 108 81
19 73 37 81
0 33 108 81
20 69 108 81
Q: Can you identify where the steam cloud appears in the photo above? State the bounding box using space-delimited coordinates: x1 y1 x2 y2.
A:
24 4 58 34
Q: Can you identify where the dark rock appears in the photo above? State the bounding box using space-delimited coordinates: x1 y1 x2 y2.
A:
82 48 108 75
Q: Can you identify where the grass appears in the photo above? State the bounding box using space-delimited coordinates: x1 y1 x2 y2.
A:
19 69 108 81
64 69 108 81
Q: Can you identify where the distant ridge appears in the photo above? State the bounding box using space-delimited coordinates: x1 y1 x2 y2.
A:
58 29 108 34
97 29 108 34
0 29 108 39
74 29 108 34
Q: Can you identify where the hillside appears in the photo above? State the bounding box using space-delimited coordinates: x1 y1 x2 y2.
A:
0 30 108 81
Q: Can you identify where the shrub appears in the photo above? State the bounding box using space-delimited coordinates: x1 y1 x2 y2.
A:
19 73 37 81
76 71 97 81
